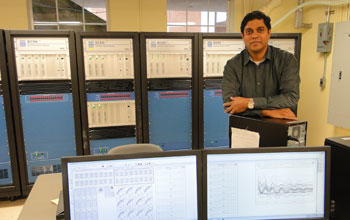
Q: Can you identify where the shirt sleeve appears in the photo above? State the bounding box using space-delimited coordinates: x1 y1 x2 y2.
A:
222 56 264 117
239 109 263 118
222 57 241 104
253 54 300 113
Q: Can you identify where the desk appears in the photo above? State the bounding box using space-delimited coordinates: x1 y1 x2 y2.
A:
18 173 62 220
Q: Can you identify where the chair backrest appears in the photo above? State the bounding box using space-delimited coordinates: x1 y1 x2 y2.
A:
108 143 163 155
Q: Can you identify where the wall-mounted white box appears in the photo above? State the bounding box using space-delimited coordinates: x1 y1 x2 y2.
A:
83 38 134 80
269 39 295 55
203 39 244 77
14 37 71 81
87 100 136 128
146 39 192 78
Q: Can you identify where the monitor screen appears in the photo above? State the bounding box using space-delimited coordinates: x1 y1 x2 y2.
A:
204 147 330 220
62 151 201 220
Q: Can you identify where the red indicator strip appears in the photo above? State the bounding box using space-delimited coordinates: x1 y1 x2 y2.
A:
215 90 222 96
160 91 189 98
30 95 64 102
101 93 131 100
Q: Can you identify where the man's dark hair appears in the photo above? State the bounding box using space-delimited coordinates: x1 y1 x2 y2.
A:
240 11 271 34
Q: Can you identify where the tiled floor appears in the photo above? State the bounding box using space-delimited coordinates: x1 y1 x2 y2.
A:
0 198 26 220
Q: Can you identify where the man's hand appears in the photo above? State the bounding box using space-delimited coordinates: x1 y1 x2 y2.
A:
223 97 250 114
261 108 297 120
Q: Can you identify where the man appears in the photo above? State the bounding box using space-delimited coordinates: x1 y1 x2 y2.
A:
222 11 300 120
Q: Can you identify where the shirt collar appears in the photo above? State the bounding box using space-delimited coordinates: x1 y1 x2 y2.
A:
243 45 272 66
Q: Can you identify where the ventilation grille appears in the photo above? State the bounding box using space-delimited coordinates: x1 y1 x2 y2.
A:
0 169 9 179
29 95 64 102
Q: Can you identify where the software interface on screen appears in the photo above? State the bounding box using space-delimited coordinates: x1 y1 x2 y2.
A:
67 155 198 220
207 151 326 220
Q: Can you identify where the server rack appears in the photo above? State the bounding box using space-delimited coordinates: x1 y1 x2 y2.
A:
140 33 199 150
76 32 142 155
5 31 82 195
198 33 302 149
269 33 302 64
0 30 21 198
199 33 242 149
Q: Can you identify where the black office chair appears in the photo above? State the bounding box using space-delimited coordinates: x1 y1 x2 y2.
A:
108 143 163 155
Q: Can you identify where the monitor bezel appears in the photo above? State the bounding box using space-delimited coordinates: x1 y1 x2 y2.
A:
202 146 331 220
62 150 203 220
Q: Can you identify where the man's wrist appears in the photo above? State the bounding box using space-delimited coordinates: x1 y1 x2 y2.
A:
247 98 254 109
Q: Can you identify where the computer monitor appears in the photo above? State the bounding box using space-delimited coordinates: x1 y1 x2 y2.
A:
62 151 202 220
203 146 330 220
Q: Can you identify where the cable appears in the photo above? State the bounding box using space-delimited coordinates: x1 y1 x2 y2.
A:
272 0 350 28
320 3 331 89
321 53 327 88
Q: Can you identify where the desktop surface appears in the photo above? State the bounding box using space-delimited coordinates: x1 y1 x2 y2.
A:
18 173 62 220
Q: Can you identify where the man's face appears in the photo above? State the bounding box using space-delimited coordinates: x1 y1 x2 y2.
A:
241 19 271 54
